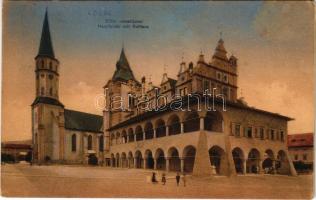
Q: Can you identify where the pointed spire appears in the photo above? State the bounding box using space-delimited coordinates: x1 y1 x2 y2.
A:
198 50 205 63
112 48 137 82
161 65 168 84
37 9 55 58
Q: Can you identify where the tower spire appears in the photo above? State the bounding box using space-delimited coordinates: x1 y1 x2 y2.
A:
37 9 55 58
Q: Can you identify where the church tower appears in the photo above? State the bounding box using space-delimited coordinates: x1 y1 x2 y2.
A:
32 10 65 163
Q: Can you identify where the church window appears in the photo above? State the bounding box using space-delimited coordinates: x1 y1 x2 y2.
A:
41 60 44 68
49 74 53 80
41 87 44 95
71 134 76 152
41 74 45 78
49 62 52 70
49 88 53 96
88 135 93 150
99 136 104 151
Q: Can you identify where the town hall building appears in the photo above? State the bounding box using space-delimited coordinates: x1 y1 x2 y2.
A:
32 11 297 176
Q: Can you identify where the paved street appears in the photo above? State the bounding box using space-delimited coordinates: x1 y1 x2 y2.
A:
1 163 313 198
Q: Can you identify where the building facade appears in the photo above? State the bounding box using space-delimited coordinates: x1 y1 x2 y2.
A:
288 133 313 173
32 11 104 164
103 41 297 176
32 11 297 176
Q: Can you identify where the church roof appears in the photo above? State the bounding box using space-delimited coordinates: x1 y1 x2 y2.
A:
64 109 103 133
112 48 137 83
31 97 64 107
37 10 55 59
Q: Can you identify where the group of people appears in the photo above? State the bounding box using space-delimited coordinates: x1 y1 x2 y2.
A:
151 172 186 186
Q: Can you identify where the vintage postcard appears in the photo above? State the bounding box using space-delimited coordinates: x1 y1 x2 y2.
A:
1 1 314 198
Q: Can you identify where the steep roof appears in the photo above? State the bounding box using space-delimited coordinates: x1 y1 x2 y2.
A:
112 48 137 82
288 133 313 148
31 97 64 107
37 10 55 59
64 109 103 133
212 38 228 61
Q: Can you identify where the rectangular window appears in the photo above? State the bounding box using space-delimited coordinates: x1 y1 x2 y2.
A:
216 71 222 81
235 124 241 137
294 155 298 160
203 80 210 92
260 128 264 140
270 130 275 140
183 87 187 96
247 127 252 138
223 74 228 83
303 154 307 160
280 131 284 142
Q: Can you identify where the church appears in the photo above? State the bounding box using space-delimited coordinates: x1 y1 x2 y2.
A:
32 11 297 176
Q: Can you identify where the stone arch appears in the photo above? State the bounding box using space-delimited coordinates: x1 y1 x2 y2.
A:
168 147 181 171
183 111 200 133
262 149 275 174
145 149 154 169
232 147 244 174
155 119 166 138
135 125 143 141
209 145 225 174
121 152 127 168
183 145 196 173
111 153 115 167
128 128 134 142
128 151 134 168
122 130 127 144
155 148 166 170
116 153 120 167
204 111 223 132
246 148 261 173
144 122 154 140
167 114 181 135
276 150 290 175
135 150 143 168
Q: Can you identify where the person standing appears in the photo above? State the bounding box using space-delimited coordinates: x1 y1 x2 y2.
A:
182 173 186 187
152 172 158 183
161 173 166 185
176 173 180 186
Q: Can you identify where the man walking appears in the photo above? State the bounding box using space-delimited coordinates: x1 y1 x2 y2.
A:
176 173 180 186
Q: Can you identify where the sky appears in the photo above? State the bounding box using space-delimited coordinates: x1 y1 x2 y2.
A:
2 1 314 141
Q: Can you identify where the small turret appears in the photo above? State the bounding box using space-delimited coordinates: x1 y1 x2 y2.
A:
212 38 228 61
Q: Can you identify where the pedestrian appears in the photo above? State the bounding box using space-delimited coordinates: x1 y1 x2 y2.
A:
152 172 158 183
176 172 180 186
161 173 166 185
182 173 186 187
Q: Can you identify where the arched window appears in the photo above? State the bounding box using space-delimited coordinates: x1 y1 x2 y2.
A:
99 135 104 151
49 88 53 96
41 60 44 68
49 62 52 70
71 134 76 152
88 135 92 150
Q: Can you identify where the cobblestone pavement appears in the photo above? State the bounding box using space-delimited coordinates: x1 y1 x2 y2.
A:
1 163 313 198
